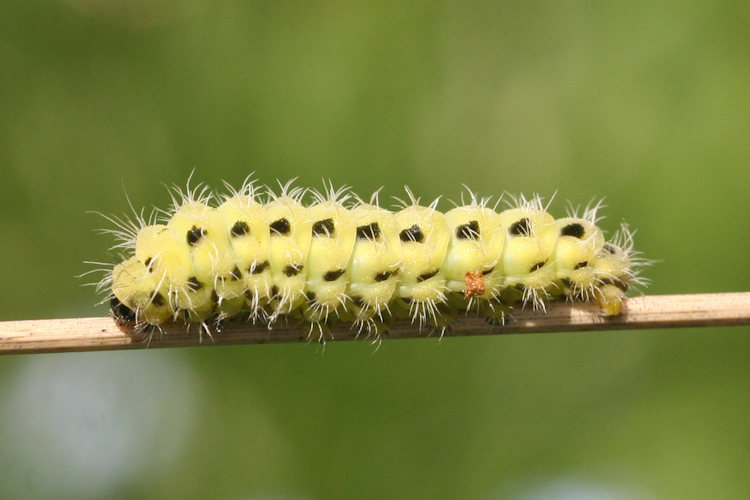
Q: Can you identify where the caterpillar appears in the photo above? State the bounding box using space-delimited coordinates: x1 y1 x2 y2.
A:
94 177 648 341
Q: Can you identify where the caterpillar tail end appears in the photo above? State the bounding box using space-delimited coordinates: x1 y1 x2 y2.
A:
596 284 626 317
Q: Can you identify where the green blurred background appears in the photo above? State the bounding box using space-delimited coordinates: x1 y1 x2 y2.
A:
1 1 749 499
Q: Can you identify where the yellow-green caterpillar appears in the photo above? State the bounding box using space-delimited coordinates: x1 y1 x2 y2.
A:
96 178 647 340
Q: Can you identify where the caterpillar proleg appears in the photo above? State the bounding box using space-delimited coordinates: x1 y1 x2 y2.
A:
94 178 648 341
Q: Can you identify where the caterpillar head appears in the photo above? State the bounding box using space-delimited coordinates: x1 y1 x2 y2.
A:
111 257 172 325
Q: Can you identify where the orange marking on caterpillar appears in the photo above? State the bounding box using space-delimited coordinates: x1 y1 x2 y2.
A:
464 272 485 298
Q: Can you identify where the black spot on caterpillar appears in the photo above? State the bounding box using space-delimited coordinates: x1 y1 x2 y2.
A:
356 222 381 241
186 226 205 246
186 277 203 291
529 261 546 272
283 264 303 277
249 260 270 274
269 218 290 235
312 218 336 237
374 271 394 282
509 218 531 236
561 222 585 239
230 221 250 237
323 269 345 282
455 220 480 240
417 269 440 282
400 224 424 243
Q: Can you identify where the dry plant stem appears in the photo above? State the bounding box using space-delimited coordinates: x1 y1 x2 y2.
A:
1 293 749 355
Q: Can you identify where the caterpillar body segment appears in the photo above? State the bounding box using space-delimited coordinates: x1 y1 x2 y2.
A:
169 201 246 320
442 203 505 298
265 188 312 321
344 203 402 335
102 181 646 340
302 191 356 329
550 217 606 302
132 224 212 321
393 203 451 329
216 190 272 318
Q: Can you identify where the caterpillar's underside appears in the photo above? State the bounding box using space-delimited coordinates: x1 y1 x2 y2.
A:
96 179 647 341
